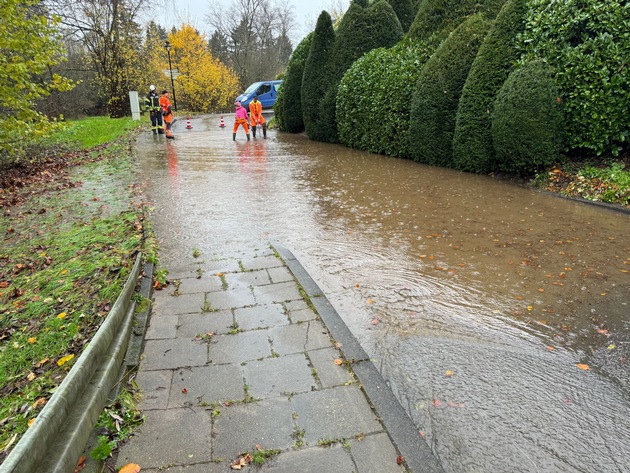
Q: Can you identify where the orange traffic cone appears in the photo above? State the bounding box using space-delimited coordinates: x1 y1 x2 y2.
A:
186 117 192 129
219 116 226 128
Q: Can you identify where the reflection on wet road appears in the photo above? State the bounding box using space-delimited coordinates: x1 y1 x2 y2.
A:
136 114 630 472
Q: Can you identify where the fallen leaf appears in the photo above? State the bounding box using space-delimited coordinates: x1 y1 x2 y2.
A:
444 370 455 377
355 283 360 288
334 342 343 349
231 453 252 470
608 344 616 350
367 298 374 304
57 312 67 319
447 401 465 408
35 357 49 368
118 464 141 473
546 346 555 352
27 372 36 381
333 359 343 365
396 455 404 465
182 388 188 394
57 354 75 366
27 337 37 344
432 399 442 408
73 455 86 473
577 363 590 371
28 418 36 427
419 431 426 439
32 398 46 409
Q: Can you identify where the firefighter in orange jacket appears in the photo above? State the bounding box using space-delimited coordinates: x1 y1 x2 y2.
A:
249 95 266 139
159 90 175 139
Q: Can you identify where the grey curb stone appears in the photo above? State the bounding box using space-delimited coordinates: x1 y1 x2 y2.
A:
272 243 444 473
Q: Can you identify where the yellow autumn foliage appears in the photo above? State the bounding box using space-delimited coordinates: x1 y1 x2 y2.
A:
168 25 239 112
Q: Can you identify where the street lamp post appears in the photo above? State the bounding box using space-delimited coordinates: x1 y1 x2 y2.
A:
164 40 177 111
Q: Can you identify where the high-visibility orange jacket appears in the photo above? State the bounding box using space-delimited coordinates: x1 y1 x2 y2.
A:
159 94 173 123
249 100 265 126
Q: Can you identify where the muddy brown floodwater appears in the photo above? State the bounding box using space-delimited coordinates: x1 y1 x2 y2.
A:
136 114 630 473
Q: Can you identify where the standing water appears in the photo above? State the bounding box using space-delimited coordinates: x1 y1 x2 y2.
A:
136 115 630 473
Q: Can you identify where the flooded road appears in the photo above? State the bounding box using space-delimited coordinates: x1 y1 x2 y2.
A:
135 114 630 472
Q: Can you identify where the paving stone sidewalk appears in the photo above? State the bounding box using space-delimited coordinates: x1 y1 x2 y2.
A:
116 245 442 472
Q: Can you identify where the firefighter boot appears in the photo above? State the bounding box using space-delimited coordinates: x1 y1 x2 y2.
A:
233 133 236 141
262 123 267 139
252 126 256 138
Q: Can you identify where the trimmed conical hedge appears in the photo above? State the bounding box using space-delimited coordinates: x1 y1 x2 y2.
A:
491 59 564 174
409 14 491 166
408 0 506 43
318 0 404 143
387 0 416 32
275 33 313 133
301 11 336 141
452 0 528 173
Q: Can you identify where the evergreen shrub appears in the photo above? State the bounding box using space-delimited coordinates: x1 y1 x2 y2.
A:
518 0 630 156
337 40 433 158
452 0 528 173
387 0 416 32
301 11 335 141
409 14 490 166
491 59 564 174
275 33 313 133
408 0 506 42
318 0 403 143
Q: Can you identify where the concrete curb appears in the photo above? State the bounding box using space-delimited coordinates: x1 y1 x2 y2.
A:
273 243 444 473
0 255 144 473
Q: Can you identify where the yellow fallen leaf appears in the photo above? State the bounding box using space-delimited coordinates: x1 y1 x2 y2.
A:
119 464 141 473
577 363 590 371
32 398 46 409
57 354 74 366
27 371 36 381
28 418 36 427
28 337 37 344
445 370 455 377
367 299 374 304
57 312 67 319
608 344 616 350
333 359 343 365
60 269 68 275
527 306 534 311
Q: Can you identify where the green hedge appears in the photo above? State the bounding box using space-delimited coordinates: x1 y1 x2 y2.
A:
452 0 528 173
337 40 434 158
301 11 336 141
491 59 564 174
387 0 416 32
409 14 491 166
317 0 404 143
518 0 630 156
275 33 313 133
408 0 506 42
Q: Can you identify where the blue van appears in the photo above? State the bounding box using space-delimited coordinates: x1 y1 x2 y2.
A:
235 80 283 109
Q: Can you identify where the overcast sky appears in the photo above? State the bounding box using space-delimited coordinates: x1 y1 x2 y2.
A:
150 0 349 44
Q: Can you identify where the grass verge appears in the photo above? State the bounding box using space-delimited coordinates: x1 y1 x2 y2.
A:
0 117 152 461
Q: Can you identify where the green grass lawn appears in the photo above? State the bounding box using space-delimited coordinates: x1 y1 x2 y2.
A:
0 117 155 458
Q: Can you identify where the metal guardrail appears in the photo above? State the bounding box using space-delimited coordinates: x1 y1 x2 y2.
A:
0 254 143 473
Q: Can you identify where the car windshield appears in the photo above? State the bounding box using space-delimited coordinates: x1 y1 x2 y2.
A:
244 83 260 94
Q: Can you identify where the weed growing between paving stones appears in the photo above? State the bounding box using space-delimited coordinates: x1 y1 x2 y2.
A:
292 427 305 449
0 119 150 459
251 447 281 465
90 387 143 461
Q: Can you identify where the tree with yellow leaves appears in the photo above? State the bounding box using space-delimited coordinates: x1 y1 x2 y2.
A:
167 25 239 112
